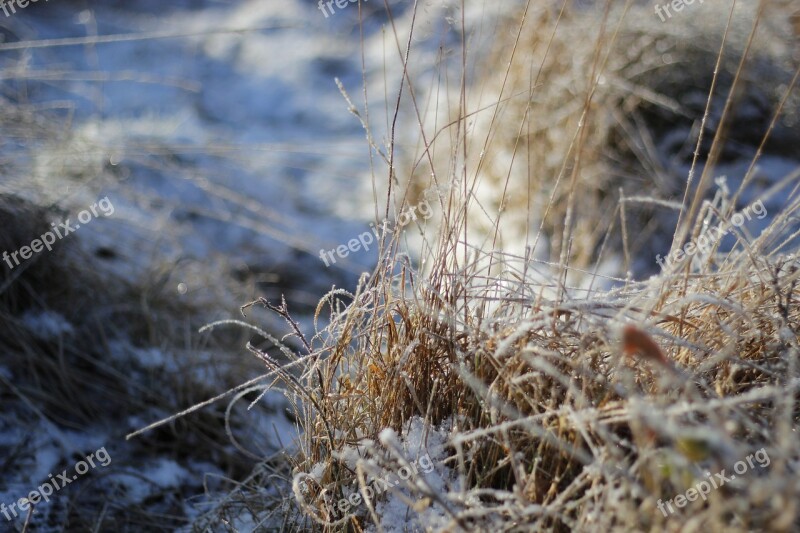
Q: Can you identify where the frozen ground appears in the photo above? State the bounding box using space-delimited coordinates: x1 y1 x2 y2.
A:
0 0 484 530
0 0 796 530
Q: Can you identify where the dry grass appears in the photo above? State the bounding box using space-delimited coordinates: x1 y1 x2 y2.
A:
0 192 265 531
224 1 800 531
407 1 799 276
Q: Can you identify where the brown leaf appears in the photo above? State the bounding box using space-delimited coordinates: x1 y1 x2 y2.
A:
622 324 673 371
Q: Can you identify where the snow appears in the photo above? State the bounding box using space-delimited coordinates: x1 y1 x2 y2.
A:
107 340 169 369
111 457 198 506
2 0 795 529
370 417 457 532
20 310 75 339
2 0 409 300
0 416 110 527
145 458 193 489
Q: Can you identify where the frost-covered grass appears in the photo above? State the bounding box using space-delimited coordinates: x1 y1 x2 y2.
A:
0 0 394 528
206 1 800 531
2 0 798 531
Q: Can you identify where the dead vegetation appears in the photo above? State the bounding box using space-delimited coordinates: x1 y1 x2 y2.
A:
221 1 800 531
0 191 267 531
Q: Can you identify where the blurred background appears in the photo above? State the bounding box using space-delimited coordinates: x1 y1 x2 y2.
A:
0 0 797 530
0 0 463 529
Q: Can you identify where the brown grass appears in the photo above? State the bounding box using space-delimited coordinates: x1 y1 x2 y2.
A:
197 1 800 531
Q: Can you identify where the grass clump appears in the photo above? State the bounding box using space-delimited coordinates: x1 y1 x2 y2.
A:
199 1 800 531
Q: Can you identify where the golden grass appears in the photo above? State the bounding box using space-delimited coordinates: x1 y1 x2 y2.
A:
232 1 800 531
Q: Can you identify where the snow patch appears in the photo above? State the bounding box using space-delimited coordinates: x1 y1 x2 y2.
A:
20 310 75 340
370 416 457 532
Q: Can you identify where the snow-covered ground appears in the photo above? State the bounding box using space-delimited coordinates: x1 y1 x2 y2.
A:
0 0 485 529
1 0 795 530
